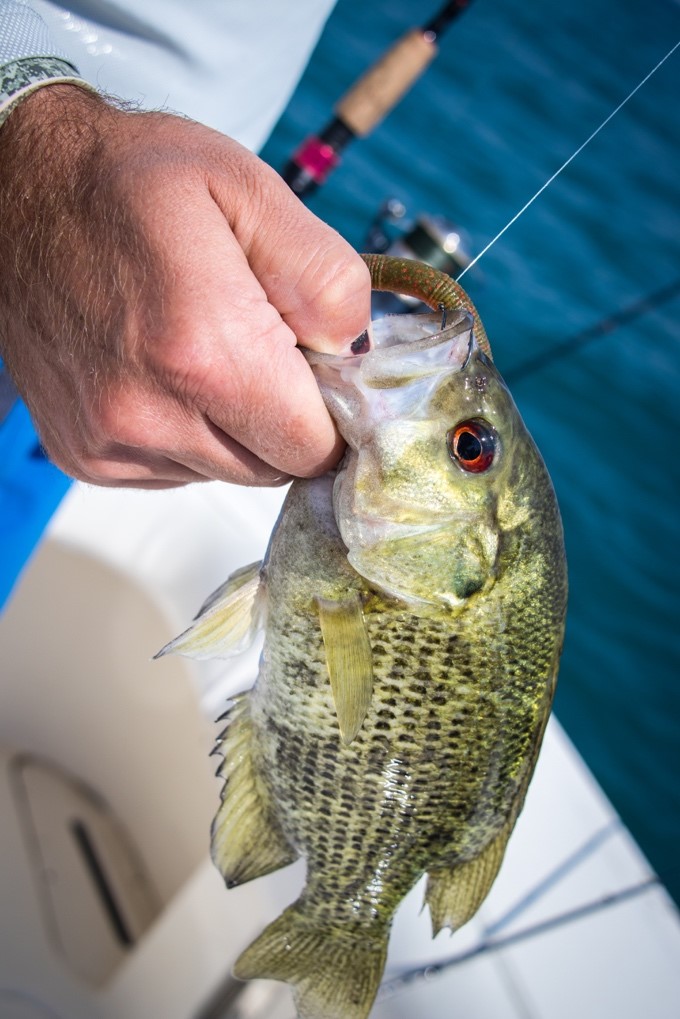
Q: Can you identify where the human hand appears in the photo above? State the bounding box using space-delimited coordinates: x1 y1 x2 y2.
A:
0 85 370 488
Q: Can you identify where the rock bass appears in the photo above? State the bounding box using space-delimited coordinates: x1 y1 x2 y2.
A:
157 254 568 1019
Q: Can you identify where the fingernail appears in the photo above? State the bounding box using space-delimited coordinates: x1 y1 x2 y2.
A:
351 329 370 355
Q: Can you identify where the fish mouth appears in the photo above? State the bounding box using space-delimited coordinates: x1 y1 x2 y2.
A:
303 310 474 381
303 311 475 438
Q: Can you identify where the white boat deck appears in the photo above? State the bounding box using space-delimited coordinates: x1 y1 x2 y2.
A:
1 481 678 1019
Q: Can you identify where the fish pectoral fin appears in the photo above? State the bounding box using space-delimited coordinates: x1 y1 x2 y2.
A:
425 822 513 936
154 560 265 660
212 692 298 885
316 595 373 745
193 560 263 619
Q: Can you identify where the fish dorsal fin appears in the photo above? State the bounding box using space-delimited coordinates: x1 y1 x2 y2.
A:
155 561 265 660
316 595 373 745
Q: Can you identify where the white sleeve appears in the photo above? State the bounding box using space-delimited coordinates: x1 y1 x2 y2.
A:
1 0 337 151
0 0 91 127
0 0 72 62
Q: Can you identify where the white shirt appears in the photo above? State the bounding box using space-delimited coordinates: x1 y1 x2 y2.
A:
1 0 336 150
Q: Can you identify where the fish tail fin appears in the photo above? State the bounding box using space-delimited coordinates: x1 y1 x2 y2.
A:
234 901 388 1019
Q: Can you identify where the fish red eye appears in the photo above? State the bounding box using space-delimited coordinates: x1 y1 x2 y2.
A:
447 419 497 473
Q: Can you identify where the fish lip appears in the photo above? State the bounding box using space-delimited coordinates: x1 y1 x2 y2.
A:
302 310 474 371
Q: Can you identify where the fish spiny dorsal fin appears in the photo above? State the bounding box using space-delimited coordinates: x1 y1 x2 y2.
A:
211 692 298 886
154 560 265 660
316 595 373 745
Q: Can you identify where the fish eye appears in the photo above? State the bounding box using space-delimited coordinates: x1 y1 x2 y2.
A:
447 419 497 473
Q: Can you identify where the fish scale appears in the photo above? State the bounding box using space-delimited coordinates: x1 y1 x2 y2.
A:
251 526 538 932
158 255 567 1019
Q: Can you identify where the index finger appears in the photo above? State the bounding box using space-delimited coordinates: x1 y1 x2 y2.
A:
204 310 346 478
149 198 346 478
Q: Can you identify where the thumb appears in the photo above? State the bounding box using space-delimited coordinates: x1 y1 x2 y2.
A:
209 143 372 353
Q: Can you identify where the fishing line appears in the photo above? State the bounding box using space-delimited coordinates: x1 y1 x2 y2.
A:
456 39 680 282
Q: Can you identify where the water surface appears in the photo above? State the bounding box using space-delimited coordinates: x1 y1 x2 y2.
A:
261 0 680 906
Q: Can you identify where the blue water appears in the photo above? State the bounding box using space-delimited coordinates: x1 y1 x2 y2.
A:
261 0 680 905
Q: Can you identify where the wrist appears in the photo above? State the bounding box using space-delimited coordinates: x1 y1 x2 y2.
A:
0 81 110 181
0 55 95 130
0 81 113 366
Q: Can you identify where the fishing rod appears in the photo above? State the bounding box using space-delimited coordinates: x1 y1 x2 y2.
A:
377 874 661 1001
504 276 680 383
282 0 474 199
237 864 657 1017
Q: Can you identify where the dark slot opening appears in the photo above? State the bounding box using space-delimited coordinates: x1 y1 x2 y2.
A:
70 819 134 948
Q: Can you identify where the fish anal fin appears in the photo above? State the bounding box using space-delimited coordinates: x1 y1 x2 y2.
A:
211 693 297 886
425 822 512 936
316 595 373 745
234 900 387 1019
154 561 264 660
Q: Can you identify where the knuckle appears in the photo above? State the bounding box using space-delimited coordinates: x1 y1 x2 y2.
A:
305 245 367 302
85 383 156 453
146 331 216 407
26 418 97 484
214 140 280 219
77 455 128 484
320 249 372 303
295 246 371 339
93 398 134 448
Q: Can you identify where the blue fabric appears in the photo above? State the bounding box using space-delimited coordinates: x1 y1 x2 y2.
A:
0 366 71 610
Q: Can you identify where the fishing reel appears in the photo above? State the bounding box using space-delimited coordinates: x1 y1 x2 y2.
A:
365 199 473 317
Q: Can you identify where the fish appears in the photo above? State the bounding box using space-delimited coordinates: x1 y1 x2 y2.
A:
156 254 568 1019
